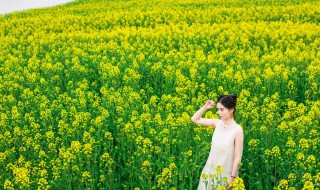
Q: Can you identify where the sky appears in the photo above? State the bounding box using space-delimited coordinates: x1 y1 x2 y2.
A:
0 0 74 14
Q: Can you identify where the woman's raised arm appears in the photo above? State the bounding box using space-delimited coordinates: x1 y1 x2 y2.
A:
191 100 220 127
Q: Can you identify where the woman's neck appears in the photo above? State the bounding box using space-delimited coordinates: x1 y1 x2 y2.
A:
222 117 235 126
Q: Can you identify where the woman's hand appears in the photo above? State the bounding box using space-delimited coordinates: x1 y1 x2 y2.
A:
227 176 235 184
204 100 215 109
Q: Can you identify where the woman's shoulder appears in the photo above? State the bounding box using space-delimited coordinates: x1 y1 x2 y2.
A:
234 123 244 134
213 119 223 127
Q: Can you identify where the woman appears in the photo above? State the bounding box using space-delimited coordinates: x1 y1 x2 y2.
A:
191 94 244 189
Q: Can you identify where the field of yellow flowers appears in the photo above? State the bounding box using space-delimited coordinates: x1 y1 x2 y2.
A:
0 0 319 189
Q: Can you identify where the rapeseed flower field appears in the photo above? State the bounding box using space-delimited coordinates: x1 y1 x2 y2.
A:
0 0 319 189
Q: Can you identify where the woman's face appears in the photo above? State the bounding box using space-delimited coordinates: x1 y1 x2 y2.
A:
217 102 234 120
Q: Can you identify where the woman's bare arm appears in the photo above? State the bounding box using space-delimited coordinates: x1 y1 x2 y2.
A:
231 127 244 178
191 100 220 127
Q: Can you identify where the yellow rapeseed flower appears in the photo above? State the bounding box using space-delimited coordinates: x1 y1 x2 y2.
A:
302 181 314 190
228 177 246 190
4 179 14 190
277 179 289 190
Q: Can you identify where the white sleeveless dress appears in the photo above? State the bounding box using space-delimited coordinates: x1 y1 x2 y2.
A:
197 120 241 190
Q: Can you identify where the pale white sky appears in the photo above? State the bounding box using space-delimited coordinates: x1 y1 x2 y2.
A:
0 0 74 14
